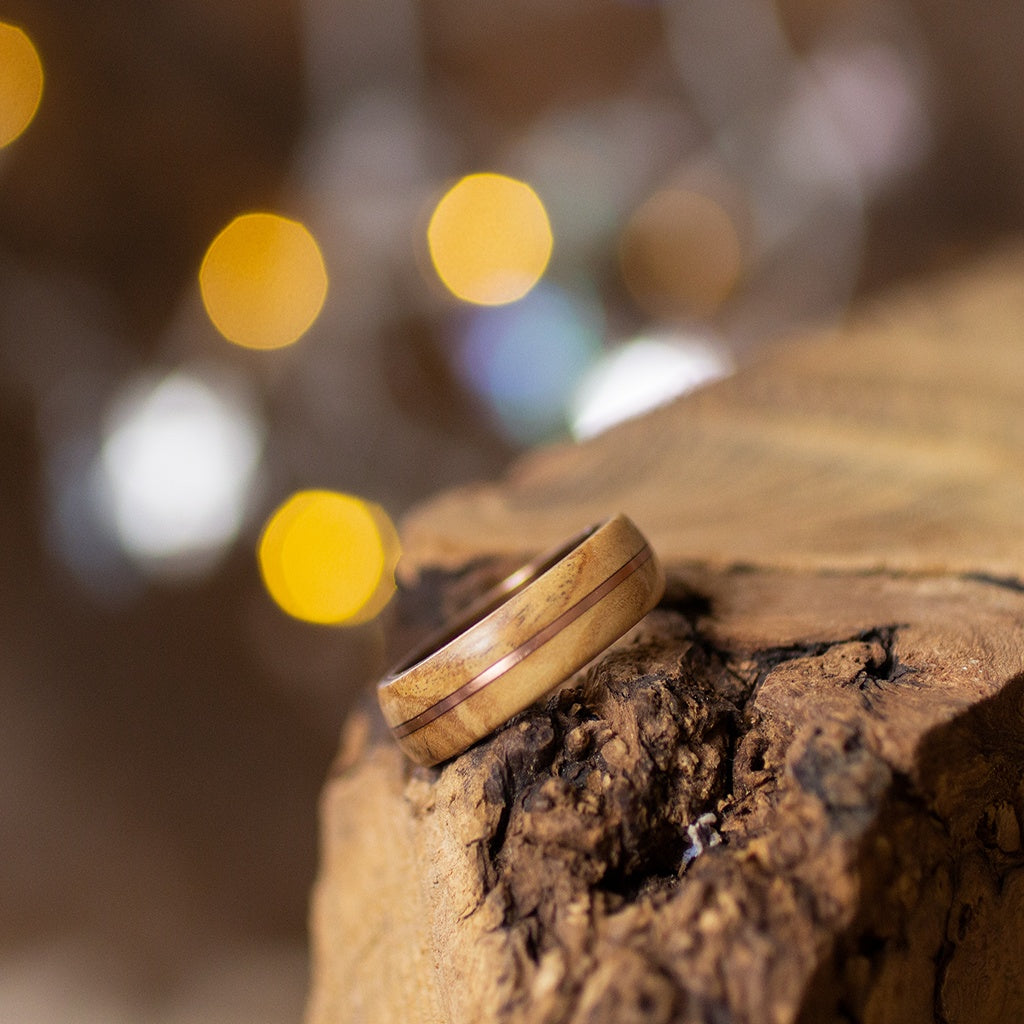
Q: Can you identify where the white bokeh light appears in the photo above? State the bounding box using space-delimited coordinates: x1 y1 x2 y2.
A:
570 333 733 441
100 369 264 569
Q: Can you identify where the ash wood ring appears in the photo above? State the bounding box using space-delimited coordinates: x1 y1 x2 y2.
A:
377 514 665 766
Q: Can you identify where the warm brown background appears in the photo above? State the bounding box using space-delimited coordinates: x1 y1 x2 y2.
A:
2 1 1024 1020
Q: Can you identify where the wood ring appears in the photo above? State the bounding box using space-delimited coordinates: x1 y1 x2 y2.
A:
377 513 666 766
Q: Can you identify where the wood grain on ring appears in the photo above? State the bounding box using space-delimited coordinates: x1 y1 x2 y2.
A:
377 514 665 766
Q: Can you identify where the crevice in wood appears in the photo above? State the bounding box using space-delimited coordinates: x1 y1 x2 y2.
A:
473 605 736 925
738 625 914 715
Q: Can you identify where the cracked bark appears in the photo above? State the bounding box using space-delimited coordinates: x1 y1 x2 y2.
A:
309 567 1024 1024
307 252 1024 1024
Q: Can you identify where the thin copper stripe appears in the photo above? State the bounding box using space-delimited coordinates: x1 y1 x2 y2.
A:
391 544 653 739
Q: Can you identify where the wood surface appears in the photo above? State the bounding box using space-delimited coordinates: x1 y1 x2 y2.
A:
307 249 1024 1024
402 248 1024 582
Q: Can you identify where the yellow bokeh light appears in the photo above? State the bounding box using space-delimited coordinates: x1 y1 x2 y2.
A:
427 173 553 306
199 212 328 350
258 491 400 626
619 189 743 321
0 23 44 148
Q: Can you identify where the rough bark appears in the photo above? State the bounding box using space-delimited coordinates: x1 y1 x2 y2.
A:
307 250 1024 1024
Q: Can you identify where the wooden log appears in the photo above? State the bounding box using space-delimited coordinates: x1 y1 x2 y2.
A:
307 250 1024 1024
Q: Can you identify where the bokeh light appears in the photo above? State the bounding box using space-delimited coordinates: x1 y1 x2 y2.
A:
100 369 264 569
454 282 602 445
809 41 931 194
427 173 553 305
514 101 693 265
199 212 328 350
619 188 744 322
571 332 733 440
258 491 400 626
0 22 44 148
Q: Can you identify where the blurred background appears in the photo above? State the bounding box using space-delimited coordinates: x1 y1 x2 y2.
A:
1 0 1023 1020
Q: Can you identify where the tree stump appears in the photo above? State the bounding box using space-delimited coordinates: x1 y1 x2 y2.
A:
307 250 1024 1024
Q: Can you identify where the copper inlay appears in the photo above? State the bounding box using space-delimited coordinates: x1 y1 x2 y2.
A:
391 544 653 739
